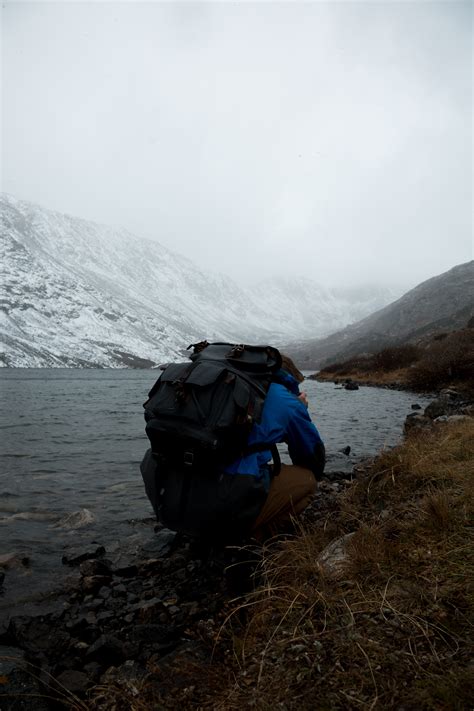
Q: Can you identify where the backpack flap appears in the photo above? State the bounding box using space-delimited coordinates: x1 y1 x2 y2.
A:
189 342 282 373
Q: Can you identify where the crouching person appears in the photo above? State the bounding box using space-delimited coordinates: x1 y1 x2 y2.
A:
140 344 325 545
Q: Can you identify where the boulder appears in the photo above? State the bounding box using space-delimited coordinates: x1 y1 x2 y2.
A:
404 413 432 433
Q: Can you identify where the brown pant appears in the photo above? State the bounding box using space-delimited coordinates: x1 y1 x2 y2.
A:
252 464 317 540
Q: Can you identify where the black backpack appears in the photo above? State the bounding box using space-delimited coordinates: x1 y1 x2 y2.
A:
140 342 282 538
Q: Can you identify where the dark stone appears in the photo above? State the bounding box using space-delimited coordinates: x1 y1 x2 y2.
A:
97 586 112 600
83 661 102 682
404 413 432 433
62 545 106 566
113 564 138 578
140 529 176 558
339 446 351 455
411 403 422 410
96 610 115 624
0 571 5 586
81 575 112 594
85 634 126 666
424 398 449 419
111 583 127 596
344 382 359 391
55 669 89 696
79 559 112 577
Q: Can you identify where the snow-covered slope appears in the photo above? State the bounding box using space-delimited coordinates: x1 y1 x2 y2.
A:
1 194 397 367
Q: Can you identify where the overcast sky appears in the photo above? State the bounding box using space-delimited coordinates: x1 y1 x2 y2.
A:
2 1 472 288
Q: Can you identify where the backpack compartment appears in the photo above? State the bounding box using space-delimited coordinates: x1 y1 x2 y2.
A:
144 360 264 468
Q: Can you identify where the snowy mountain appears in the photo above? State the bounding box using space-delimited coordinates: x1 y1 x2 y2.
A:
1 194 398 367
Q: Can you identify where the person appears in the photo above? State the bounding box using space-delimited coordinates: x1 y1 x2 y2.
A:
223 354 325 541
141 351 325 543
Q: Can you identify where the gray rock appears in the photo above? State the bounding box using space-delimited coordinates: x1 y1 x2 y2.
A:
435 415 470 425
424 398 451 419
140 529 176 557
317 532 355 578
62 545 106 566
404 412 432 433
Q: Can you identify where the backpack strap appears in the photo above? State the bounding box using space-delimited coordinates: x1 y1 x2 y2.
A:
244 442 281 477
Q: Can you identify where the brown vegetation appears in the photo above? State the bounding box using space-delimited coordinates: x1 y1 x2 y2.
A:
82 420 474 710
316 328 474 394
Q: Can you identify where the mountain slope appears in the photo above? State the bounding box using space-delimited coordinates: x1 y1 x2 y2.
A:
286 261 474 368
1 193 399 367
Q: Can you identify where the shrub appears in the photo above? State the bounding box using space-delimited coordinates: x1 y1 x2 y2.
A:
407 329 474 391
372 344 421 372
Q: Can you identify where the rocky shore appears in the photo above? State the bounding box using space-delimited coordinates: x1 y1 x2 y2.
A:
1 387 472 710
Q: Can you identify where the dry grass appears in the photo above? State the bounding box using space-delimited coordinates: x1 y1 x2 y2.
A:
76 420 474 710
150 420 474 710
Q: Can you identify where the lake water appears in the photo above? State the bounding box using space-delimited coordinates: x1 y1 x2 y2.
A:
0 369 431 617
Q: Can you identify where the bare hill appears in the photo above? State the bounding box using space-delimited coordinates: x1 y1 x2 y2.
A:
286 261 474 368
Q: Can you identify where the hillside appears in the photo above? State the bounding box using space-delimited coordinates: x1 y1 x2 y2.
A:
286 261 474 368
0 194 396 367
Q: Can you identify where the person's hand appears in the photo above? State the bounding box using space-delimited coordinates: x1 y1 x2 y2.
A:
298 391 309 408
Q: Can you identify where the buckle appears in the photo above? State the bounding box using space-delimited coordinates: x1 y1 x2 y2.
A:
183 451 194 467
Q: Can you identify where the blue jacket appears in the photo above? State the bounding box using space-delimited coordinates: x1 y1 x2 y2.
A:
224 370 324 491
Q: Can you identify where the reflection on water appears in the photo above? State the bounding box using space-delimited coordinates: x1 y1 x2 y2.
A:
0 368 431 614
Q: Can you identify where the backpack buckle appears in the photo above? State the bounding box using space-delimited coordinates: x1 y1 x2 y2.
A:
183 451 194 467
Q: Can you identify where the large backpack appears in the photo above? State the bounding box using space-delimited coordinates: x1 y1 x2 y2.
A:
140 342 282 538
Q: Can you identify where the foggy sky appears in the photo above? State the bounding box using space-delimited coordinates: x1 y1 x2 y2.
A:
2 1 473 289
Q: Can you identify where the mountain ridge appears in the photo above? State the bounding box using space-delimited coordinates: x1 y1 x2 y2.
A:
285 261 474 368
1 193 405 367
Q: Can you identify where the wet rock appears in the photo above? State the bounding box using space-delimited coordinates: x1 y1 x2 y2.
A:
62 545 106 567
55 669 89 695
339 446 351 455
344 381 359 391
0 553 30 570
53 508 96 529
140 529 176 558
411 403 422 410
0 646 49 711
0 571 5 587
317 532 355 578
